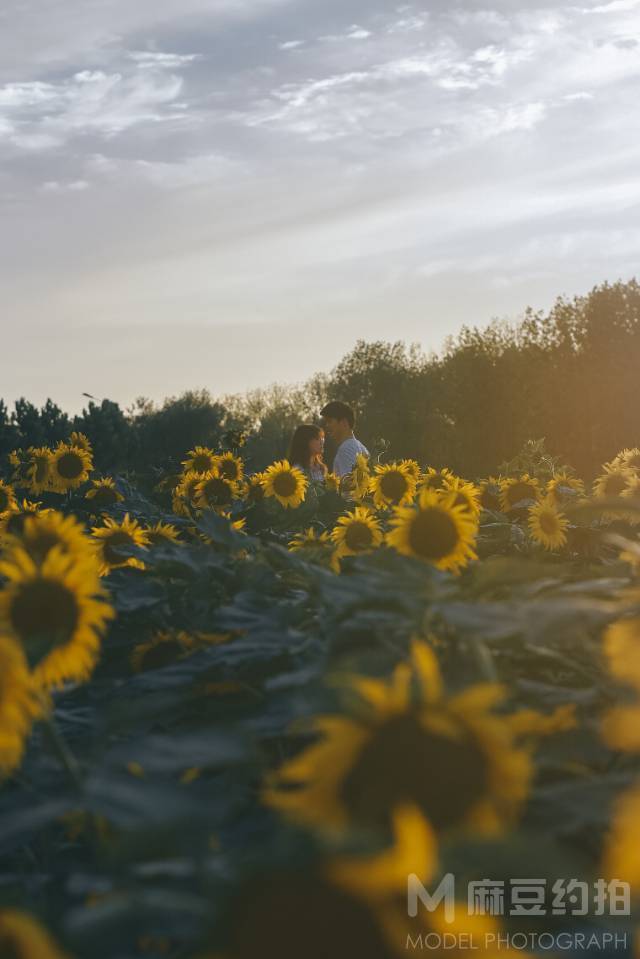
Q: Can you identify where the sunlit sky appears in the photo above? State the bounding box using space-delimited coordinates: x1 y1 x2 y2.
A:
2 0 639 412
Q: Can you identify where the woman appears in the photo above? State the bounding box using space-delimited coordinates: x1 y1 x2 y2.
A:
288 424 327 483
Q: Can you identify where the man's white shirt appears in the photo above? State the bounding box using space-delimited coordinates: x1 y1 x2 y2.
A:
332 436 369 477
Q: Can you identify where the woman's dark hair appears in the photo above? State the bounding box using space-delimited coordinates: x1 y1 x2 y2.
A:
288 424 326 473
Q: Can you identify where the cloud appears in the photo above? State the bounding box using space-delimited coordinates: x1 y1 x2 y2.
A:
0 57 192 150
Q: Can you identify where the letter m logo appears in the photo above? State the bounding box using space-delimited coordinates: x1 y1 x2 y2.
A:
408 873 456 923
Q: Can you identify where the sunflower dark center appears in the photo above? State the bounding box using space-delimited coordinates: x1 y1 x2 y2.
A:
539 512 559 535
273 472 298 497
225 874 393 959
340 712 488 831
10 579 79 662
57 452 84 480
344 521 374 551
380 471 409 502
506 482 537 507
408 508 460 560
203 478 232 506
603 474 628 496
91 486 118 507
219 460 239 480
192 455 213 473
425 474 446 489
103 530 134 565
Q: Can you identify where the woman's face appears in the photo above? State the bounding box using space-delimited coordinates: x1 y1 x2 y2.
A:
309 431 324 456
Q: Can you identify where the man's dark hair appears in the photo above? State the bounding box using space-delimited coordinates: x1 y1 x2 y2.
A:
320 401 355 429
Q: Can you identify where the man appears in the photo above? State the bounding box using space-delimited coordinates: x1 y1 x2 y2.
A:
320 401 369 477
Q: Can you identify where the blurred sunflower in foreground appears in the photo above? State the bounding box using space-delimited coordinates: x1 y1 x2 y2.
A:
387 489 477 573
601 616 640 885
0 910 70 959
261 460 308 508
206 803 516 959
0 545 114 688
264 640 574 837
0 637 44 776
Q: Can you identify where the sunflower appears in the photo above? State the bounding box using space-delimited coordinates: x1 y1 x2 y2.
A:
23 447 53 494
0 499 43 538
0 546 114 688
182 446 218 475
0 479 17 518
173 470 202 516
331 507 383 563
213 870 398 959
69 431 92 453
85 477 124 509
49 443 93 492
261 460 308 508
289 527 331 551
443 477 481 519
615 447 640 473
498 474 540 513
528 498 569 551
0 910 70 959
343 453 371 500
420 467 454 491
593 465 634 500
265 640 572 836
324 471 340 493
369 463 416 510
0 637 44 776
545 472 585 505
399 459 421 480
387 489 477 573
478 477 501 512
3 511 94 566
246 473 266 503
92 514 149 574
215 452 244 483
131 630 197 672
602 784 640 886
145 521 182 546
601 617 640 751
194 469 240 511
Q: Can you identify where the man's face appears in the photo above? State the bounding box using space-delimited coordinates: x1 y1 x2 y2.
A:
321 416 339 439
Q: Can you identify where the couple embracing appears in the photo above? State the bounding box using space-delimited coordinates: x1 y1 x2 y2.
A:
288 401 368 483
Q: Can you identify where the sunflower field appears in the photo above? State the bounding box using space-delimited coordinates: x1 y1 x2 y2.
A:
2 431 640 958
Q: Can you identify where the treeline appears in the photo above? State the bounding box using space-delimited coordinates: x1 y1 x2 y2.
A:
3 279 638 479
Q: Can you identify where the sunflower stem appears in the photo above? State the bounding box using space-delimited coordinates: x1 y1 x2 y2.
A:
42 715 84 794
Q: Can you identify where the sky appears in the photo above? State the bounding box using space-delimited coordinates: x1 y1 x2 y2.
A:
2 0 640 412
